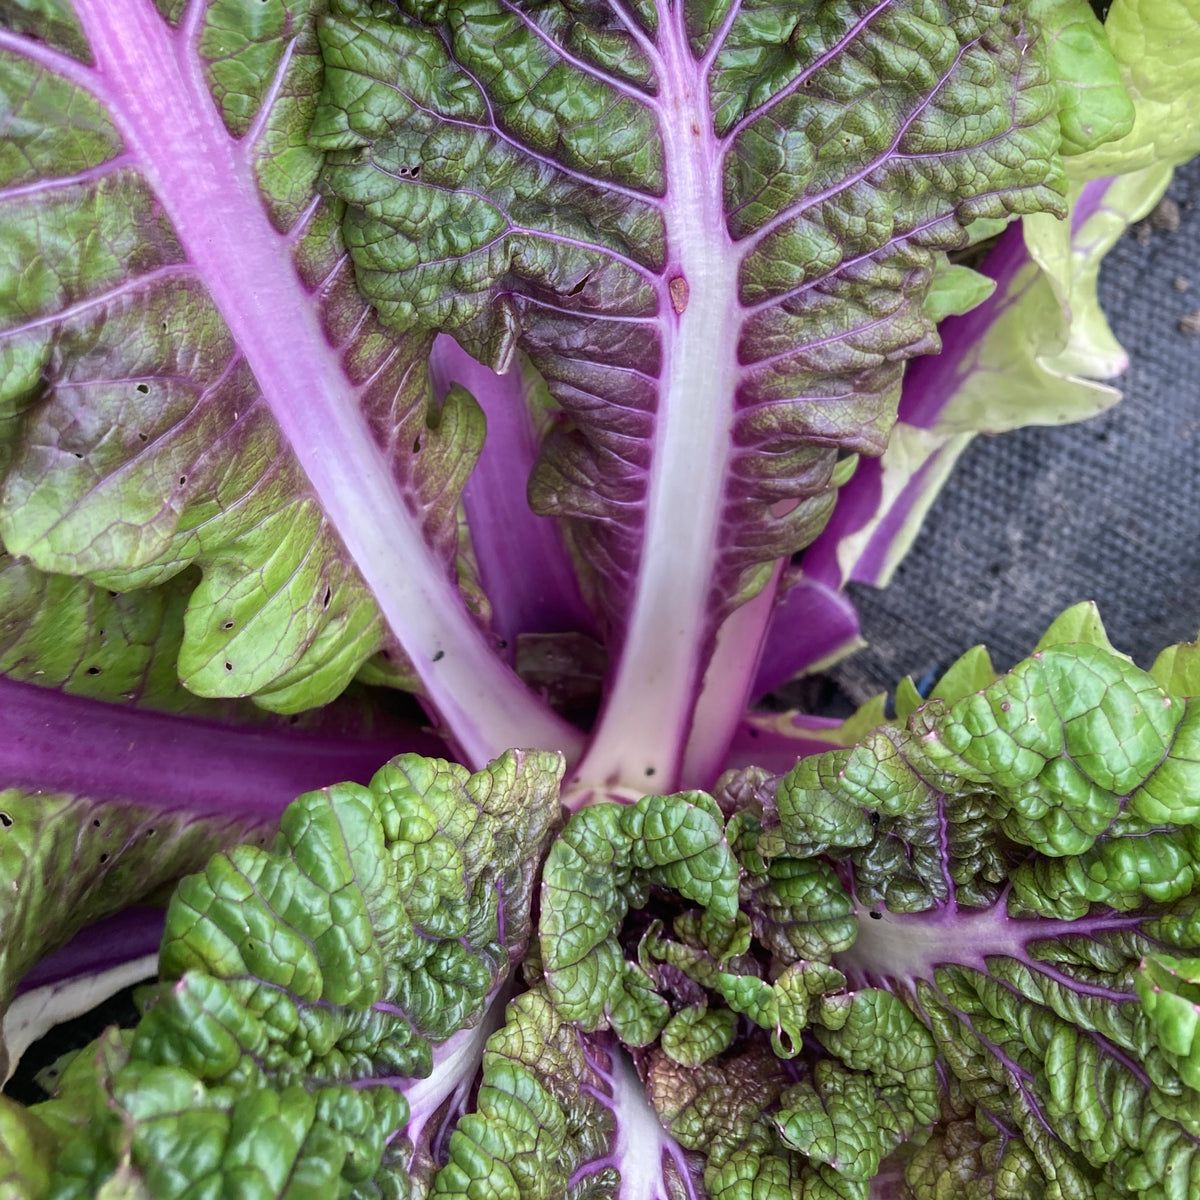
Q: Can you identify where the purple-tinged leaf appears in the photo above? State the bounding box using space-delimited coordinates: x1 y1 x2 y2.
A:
0 0 578 765
315 0 1068 789
430 987 706 1198
759 165 1173 693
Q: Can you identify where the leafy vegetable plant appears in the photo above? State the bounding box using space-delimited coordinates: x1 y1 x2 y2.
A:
1 0 1199 1195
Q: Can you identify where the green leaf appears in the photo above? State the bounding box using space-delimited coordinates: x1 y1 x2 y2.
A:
751 621 1200 1200
1151 638 1200 696
894 676 925 722
431 985 703 1199
5 749 563 1195
1067 0 1200 176
0 788 264 1082
928 644 999 705
0 1096 54 1200
1033 600 1122 655
0 0 518 726
921 262 997 324
311 0 1071 784
1029 0 1136 155
1137 955 1200 1089
660 1005 737 1068
539 791 738 1039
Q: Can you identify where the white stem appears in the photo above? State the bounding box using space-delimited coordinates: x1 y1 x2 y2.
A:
573 9 743 791
3 954 158 1084
69 1 580 767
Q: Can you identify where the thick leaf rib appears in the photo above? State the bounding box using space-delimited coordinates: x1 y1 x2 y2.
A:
0 0 577 762
315 0 1069 786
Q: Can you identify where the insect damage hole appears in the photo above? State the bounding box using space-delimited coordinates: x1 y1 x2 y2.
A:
135 383 149 394
0 813 13 829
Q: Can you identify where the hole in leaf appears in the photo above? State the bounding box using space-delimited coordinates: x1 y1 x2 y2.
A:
85 666 101 676
432 650 445 662
645 767 656 777
869 911 882 920
322 587 332 609
224 661 233 672
0 813 12 828
73 452 83 459
145 828 155 837
413 437 421 453
138 432 148 441
135 383 149 395
92 819 101 828
567 273 591 297
98 853 109 864
178 475 187 486
222 620 234 630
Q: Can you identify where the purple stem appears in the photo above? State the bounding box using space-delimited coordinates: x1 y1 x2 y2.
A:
752 575 864 699
431 336 595 651
1 677 435 816
7 0 581 769
17 906 165 993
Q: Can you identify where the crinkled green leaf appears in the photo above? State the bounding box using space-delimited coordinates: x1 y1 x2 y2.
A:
0 0 541 737
1137 955 1200 1091
751 623 1200 1200
539 791 738 1039
3 749 563 1195
432 985 704 1199
310 0 1072 787
660 1005 737 1068
805 153 1174 630
156 749 563 1066
17 1028 408 1200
